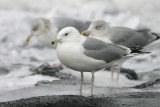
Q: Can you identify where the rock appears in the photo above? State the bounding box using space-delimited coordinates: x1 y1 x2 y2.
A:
35 80 51 86
54 72 76 80
33 65 81 86
105 67 138 80
1 92 160 107
0 67 9 75
0 95 113 107
120 68 138 80
133 78 160 89
34 73 84 86
31 63 63 76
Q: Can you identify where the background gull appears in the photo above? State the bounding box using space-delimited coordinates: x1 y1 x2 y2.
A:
51 27 146 96
81 20 160 46
81 20 157 82
26 17 91 48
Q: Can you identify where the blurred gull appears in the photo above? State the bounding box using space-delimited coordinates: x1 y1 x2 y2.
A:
26 17 91 48
81 20 157 82
51 27 146 96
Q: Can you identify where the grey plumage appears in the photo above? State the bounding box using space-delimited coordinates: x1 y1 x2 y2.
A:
53 17 91 32
151 32 160 40
83 20 153 82
83 37 127 63
28 17 91 48
110 27 159 47
31 17 91 33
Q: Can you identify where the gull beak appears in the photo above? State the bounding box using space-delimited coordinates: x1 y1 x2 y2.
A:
51 39 61 45
26 35 33 42
81 30 90 36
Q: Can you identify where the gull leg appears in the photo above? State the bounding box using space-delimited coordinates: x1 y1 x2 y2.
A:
83 72 94 97
90 72 95 96
111 64 114 81
78 72 83 96
116 66 121 82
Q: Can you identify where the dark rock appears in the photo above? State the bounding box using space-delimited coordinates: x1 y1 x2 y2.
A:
33 64 82 86
31 63 63 76
0 67 9 75
34 73 85 86
105 67 138 80
133 78 160 89
54 72 76 80
120 68 138 80
29 56 39 62
35 80 51 86
1 92 160 107
0 95 118 107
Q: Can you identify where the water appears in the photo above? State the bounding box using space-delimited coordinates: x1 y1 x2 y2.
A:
0 0 160 92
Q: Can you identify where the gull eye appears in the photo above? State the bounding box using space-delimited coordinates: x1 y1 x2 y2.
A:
95 26 101 30
64 33 69 36
32 26 39 31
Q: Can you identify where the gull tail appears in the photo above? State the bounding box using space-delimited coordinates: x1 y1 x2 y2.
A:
137 29 160 40
151 32 160 40
129 46 151 54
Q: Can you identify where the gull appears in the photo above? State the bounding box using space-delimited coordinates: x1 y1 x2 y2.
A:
51 27 146 96
81 20 156 82
26 17 91 47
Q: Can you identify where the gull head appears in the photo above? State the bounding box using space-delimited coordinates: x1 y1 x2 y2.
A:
81 20 111 38
26 18 51 42
51 27 80 45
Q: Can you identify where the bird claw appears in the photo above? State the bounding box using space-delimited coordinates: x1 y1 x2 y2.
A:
83 93 93 97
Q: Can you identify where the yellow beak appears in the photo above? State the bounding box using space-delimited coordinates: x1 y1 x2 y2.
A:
81 30 90 36
51 39 61 45
26 35 32 42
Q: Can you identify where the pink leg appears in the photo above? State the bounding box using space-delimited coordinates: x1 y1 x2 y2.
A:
116 67 121 82
83 72 94 97
111 65 114 81
90 72 94 96
78 72 83 96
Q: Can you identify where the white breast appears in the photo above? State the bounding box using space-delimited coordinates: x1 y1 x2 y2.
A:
56 41 106 72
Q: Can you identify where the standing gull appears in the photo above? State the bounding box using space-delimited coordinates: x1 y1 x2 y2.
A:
81 20 156 82
51 27 146 96
26 17 90 47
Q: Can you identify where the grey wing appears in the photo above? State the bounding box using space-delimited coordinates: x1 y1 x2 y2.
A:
110 27 156 47
53 17 91 32
83 37 127 63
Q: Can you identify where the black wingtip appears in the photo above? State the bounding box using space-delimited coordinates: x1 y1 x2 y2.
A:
130 46 143 53
138 51 151 54
129 46 150 54
152 32 160 40
137 29 160 40
136 29 150 32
